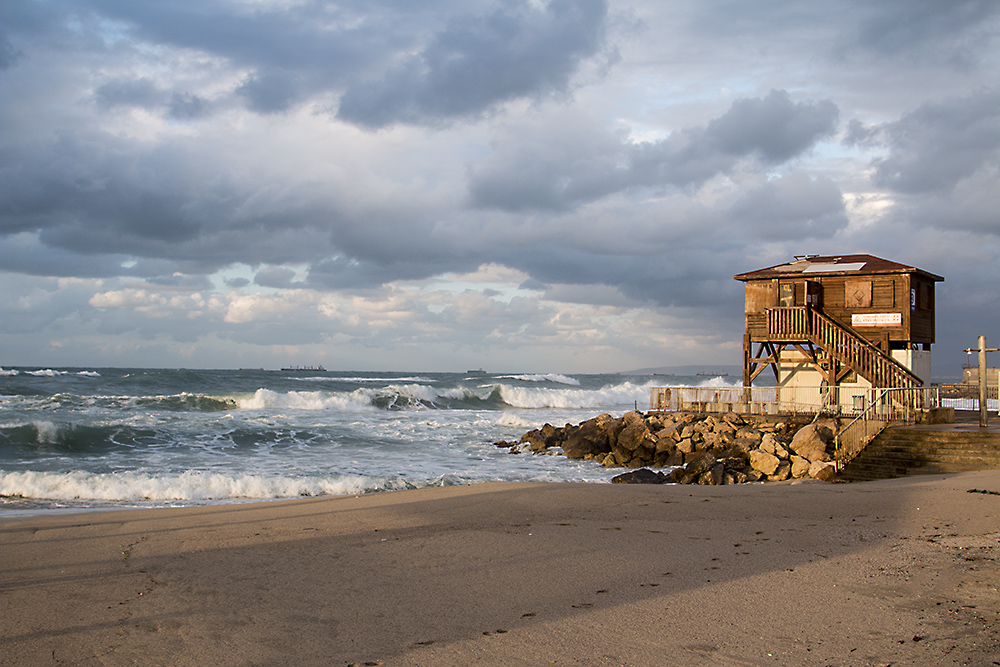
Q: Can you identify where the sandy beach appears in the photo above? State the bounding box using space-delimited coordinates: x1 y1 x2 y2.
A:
3 472 1000 666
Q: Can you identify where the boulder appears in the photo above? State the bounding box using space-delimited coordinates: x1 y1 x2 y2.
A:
790 455 811 479
809 460 838 481
789 424 831 462
654 434 678 454
519 429 549 452
622 410 646 426
612 468 667 484
760 433 790 459
684 451 717 476
730 437 758 456
617 420 655 453
708 461 726 485
769 460 791 481
676 438 696 454
561 417 611 459
749 449 780 475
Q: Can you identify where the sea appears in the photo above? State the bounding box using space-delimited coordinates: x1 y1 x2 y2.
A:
0 367 736 514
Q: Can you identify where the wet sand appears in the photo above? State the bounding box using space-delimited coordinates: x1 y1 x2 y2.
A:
3 471 1000 666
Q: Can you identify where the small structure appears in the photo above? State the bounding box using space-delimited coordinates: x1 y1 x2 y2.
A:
734 254 943 409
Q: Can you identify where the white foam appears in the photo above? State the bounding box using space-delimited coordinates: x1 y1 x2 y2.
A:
32 421 61 445
498 381 653 409
25 369 68 377
496 374 581 386
0 469 406 502
0 368 19 376
237 388 372 411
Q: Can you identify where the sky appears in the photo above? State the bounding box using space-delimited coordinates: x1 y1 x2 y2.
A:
1 0 998 375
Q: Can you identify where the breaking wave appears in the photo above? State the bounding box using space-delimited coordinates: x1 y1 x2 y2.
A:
0 469 414 504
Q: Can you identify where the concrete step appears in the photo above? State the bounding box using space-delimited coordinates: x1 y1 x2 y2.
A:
838 425 1000 481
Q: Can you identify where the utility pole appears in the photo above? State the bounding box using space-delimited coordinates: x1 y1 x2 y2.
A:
964 336 999 428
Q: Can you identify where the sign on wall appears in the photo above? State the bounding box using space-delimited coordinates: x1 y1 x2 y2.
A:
851 313 902 327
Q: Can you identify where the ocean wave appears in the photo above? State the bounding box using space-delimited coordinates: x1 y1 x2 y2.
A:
134 392 238 412
238 388 373 411
0 368 19 376
495 373 581 385
0 421 165 453
0 469 414 503
24 369 69 377
497 381 653 409
305 376 436 383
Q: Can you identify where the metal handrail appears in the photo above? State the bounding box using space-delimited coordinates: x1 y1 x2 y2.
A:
834 389 889 468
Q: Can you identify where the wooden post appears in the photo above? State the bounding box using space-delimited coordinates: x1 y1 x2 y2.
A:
980 335 989 428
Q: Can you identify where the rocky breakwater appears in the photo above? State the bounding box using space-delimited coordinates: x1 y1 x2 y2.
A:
501 411 839 484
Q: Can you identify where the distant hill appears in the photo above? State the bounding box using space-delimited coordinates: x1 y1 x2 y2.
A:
620 364 741 377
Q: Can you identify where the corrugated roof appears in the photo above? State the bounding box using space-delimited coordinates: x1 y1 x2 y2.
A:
734 254 943 282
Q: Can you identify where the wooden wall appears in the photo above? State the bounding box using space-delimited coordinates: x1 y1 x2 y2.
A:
743 272 936 346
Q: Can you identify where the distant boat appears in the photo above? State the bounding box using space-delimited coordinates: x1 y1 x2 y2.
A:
281 365 327 372
467 368 487 375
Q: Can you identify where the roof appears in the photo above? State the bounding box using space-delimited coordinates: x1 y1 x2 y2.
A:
734 254 944 282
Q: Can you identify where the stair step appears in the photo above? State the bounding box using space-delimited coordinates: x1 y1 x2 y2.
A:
838 424 1000 481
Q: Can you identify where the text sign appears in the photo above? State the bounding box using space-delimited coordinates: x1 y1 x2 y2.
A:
852 313 902 327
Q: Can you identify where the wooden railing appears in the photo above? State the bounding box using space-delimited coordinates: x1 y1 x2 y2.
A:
766 307 922 388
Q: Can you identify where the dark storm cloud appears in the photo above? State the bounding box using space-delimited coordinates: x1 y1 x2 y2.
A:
5 0 609 128
336 0 609 128
849 0 1000 67
468 90 839 211
254 266 299 289
728 172 847 239
867 88 1000 194
94 77 163 110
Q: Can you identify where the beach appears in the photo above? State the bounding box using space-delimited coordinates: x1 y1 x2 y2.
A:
3 472 999 666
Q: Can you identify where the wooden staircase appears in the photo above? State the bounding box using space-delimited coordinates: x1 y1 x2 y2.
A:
838 425 1000 481
767 307 922 389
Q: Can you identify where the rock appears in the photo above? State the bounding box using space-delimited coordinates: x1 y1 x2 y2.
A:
708 461 726 485
600 452 620 468
519 430 549 452
769 460 791 481
723 412 745 426
730 437 758 456
662 450 684 467
729 469 749 484
789 424 831 462
684 451 717 476
561 416 612 460
622 410 646 426
612 468 667 484
760 433 789 459
676 438 695 454
654 434 678 455
790 455 811 478
749 449 780 475
617 420 654 453
809 460 838 481
655 421 683 442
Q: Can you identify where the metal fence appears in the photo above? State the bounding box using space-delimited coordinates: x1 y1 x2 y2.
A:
649 385 940 418
937 382 1000 413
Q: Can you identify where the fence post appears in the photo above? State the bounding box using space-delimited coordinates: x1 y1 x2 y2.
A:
980 336 989 428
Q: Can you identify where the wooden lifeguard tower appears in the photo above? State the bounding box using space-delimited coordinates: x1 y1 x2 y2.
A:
734 255 943 403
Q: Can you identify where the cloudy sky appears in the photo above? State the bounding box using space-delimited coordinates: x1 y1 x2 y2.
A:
1 0 998 375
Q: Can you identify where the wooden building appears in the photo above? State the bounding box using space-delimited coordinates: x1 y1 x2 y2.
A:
734 255 943 399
